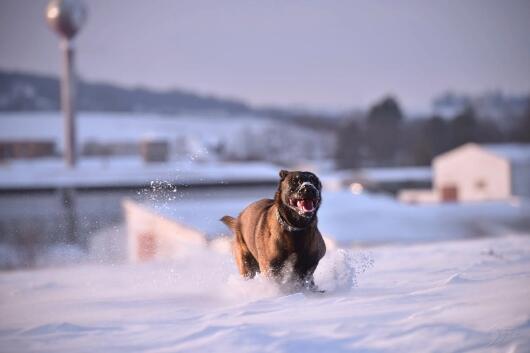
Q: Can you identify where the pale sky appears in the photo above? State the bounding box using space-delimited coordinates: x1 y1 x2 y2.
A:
1 0 529 113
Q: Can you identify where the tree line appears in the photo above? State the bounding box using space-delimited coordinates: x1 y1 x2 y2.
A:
335 96 530 169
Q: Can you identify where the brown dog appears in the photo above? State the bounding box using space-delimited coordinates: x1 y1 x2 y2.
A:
221 170 326 291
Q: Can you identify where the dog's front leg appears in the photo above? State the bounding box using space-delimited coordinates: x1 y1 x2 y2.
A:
301 266 324 293
259 256 284 280
261 255 303 291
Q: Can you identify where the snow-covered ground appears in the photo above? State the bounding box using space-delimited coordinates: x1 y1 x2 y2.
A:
0 112 275 147
1 111 529 351
1 235 529 353
0 157 280 189
0 112 335 165
358 166 431 183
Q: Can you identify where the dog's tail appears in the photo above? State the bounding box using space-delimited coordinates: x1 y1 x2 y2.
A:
220 215 236 232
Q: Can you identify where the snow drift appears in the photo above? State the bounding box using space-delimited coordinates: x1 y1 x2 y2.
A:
1 235 529 353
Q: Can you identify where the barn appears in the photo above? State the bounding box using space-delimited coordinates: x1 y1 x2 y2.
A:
399 143 530 203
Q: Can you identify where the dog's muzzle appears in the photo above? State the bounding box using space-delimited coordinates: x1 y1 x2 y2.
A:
287 181 320 216
298 182 319 198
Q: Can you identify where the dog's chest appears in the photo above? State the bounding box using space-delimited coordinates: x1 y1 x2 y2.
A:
276 231 319 269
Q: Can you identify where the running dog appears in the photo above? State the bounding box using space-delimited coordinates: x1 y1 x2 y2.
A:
221 170 325 291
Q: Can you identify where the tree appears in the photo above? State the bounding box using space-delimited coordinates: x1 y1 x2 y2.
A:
408 116 452 165
335 119 363 169
450 107 478 147
512 105 530 142
365 96 404 165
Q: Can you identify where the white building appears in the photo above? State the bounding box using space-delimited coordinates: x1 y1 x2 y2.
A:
122 199 208 262
399 143 530 203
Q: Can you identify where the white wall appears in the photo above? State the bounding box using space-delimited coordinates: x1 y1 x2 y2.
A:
433 144 511 201
122 199 207 262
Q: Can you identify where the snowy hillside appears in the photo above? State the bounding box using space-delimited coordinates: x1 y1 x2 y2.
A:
1 235 529 352
0 112 335 164
0 71 255 115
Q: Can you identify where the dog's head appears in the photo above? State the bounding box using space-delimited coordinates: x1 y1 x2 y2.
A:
275 170 322 224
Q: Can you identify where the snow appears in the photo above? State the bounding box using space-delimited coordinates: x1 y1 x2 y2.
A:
0 112 272 146
318 192 530 244
0 157 279 189
315 167 431 189
0 112 335 164
1 235 529 352
1 111 529 351
358 166 431 183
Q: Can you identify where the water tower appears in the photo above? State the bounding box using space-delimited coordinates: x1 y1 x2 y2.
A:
45 0 87 167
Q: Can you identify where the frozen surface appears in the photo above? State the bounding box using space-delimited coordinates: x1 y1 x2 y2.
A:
1 235 530 352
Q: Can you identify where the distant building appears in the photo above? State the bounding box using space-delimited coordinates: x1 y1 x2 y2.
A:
123 199 207 262
82 141 139 157
399 143 530 203
0 140 56 160
140 139 169 163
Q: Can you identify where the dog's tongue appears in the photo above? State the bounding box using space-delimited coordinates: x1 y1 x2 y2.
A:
297 199 314 212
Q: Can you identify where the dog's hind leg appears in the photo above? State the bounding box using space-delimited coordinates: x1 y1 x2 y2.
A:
233 232 259 279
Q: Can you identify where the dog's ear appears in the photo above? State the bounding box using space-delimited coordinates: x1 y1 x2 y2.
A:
315 176 322 189
275 170 289 203
279 170 289 180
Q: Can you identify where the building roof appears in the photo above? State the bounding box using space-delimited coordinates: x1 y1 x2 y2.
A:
482 143 530 164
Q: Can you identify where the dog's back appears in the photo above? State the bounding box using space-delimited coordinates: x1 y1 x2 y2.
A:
221 198 273 257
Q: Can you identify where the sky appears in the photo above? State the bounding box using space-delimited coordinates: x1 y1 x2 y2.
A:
0 0 529 113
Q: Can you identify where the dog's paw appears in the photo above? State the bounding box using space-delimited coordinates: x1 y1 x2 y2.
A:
303 287 326 297
302 281 325 295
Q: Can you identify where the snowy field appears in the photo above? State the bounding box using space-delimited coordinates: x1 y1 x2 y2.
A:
0 112 276 146
1 235 530 353
1 111 529 352
0 157 280 189
0 112 334 166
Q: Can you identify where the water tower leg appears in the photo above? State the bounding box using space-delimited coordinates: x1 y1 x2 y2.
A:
60 187 78 245
61 39 77 168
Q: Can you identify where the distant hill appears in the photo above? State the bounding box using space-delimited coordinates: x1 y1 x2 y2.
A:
0 70 262 115
432 91 530 124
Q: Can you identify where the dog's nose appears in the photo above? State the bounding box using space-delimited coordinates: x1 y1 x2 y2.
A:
299 182 318 195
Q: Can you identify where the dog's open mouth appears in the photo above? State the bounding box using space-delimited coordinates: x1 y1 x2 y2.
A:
289 198 317 214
